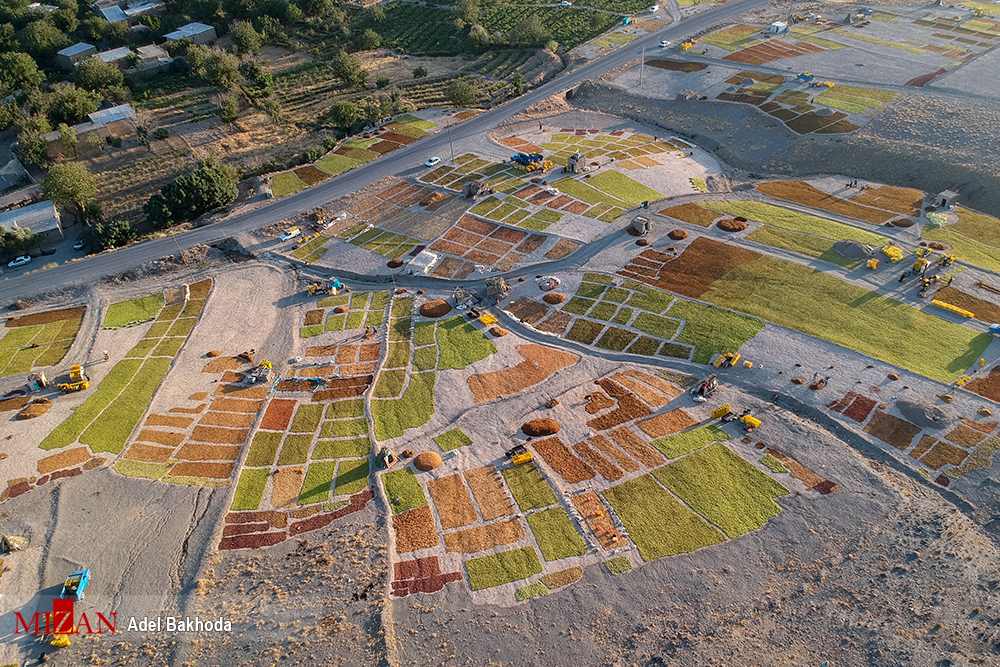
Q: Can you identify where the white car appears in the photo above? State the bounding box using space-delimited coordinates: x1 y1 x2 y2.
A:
280 227 301 241
559 1 572 6
544 186 559 196
8 255 30 268
649 5 659 11
425 157 441 167
73 239 86 250
659 40 671 48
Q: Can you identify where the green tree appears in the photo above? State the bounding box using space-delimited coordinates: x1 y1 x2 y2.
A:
511 14 548 46
44 83 101 125
300 0 332 17
0 52 44 92
412 66 427 79
0 226 37 256
102 20 133 47
206 50 241 88
331 51 367 87
19 18 70 59
85 132 103 152
376 75 389 89
356 28 381 50
261 98 281 122
84 219 136 249
455 0 479 24
328 100 358 131
229 19 262 54
17 115 51 166
139 15 160 30
143 158 239 228
74 55 124 91
42 162 97 212
57 123 77 158
219 96 239 123
239 59 272 92
511 73 524 96
79 15 105 40
447 79 479 107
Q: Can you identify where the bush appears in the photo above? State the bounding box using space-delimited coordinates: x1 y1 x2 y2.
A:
143 158 239 228
447 79 479 107
376 75 390 88
412 66 428 79
85 219 136 249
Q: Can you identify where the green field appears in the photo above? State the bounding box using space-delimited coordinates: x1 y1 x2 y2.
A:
632 312 681 339
465 547 543 590
436 317 497 370
316 153 363 176
80 357 173 454
272 171 308 197
232 468 271 510
550 177 630 208
526 507 587 561
746 225 862 268
290 404 324 433
334 458 370 495
278 434 313 466
104 293 165 328
603 475 726 562
585 171 662 205
502 462 557 511
949 207 1000 248
314 436 372 459
300 461 339 505
653 443 788 538
703 202 888 246
650 425 731 459
667 299 767 364
320 417 370 438
372 371 436 440
381 467 427 513
246 431 282 467
434 428 472 452
922 227 1000 274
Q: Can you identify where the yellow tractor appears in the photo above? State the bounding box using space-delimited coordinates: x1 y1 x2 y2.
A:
56 365 89 392
712 352 741 368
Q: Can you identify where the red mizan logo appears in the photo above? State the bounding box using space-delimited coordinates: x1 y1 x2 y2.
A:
14 599 117 635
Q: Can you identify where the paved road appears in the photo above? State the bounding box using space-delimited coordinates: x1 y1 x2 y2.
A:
0 0 769 301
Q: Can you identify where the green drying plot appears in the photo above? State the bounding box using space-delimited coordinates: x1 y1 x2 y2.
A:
39 359 143 450
413 346 438 372
466 546 543 591
114 460 171 480
326 398 366 419
760 453 789 473
653 443 789 538
299 461 339 505
563 297 595 316
632 312 681 339
576 281 608 298
246 431 282 467
334 458 370 495
585 171 662 205
290 403 324 433
516 582 549 601
0 325 43 349
650 424 730 459
413 321 437 347
621 281 674 313
372 371 436 441
949 207 1000 248
534 209 562 223
345 311 365 329
300 325 325 338
436 317 497 370
603 474 726 562
81 357 172 454
325 314 346 332
153 338 185 357
434 428 472 452
699 256 991 382
385 342 411 368
381 467 428 513
922 227 1000 274
290 235 330 261
550 177 629 208
314 436 372 459
278 434 314 466
502 462 557 511
157 304 183 321
605 556 633 575
668 299 766 364
320 417 370 438
232 468 270 510
103 293 165 328
167 318 198 337
746 226 861 268
595 328 636 352
391 297 414 318
700 24 761 50
318 294 350 308
316 153 362 176
374 369 406 397
813 95 868 115
588 301 618 321
389 317 412 341
526 507 587 561
612 307 634 325
604 286 631 302
271 171 308 197
703 202 888 246
627 336 661 355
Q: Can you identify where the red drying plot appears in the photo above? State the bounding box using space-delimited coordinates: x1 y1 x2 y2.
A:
218 531 287 551
532 437 595 483
618 237 760 299
572 441 623 481
190 425 250 444
827 392 857 413
225 510 288 528
863 411 921 450
842 396 878 423
288 488 374 536
586 395 652 431
260 399 296 431
392 556 463 597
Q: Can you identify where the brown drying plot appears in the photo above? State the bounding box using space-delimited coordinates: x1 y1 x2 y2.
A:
646 60 708 72
336 345 359 364
176 444 242 461
214 384 269 399
202 357 243 373
827 391 857 413
275 379 317 392
611 373 672 407
863 411 921 450
393 505 440 553
210 398 265 413
199 411 257 428
609 427 664 467
540 566 584 589
910 435 937 460
340 362 379 376
517 234 547 255
768 449 825 487
189 392 208 401
467 344 578 403
5 306 86 328
145 414 195 429
622 237 760 299
272 467 304 507
573 441 624 481
965 365 1000 402
464 466 515 520
572 491 623 549
657 203 719 227
304 309 324 326
933 286 1000 323
587 395 652 431
289 505 321 519
849 185 923 216
427 474 479 530
260 399 296 431
37 446 91 475
756 180 896 224
533 437 595 484
305 344 340 357
188 278 213 294
944 424 986 448
223 522 270 537
294 165 330 185
190 425 250 444
169 461 235 479
585 391 616 414
299 365 337 378
0 396 29 412
444 519 525 553
921 441 969 469
588 435 639 472
226 510 288 528
962 418 998 434
506 297 550 324
359 343 382 362
124 443 174 463
621 370 683 398
637 408 697 438
83 457 105 470
545 239 580 261
842 396 877 423
535 311 572 335
136 429 185 447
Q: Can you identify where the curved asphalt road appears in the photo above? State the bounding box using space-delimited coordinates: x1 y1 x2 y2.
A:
1 0 769 301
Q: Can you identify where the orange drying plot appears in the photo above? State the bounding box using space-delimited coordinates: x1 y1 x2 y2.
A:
756 180 895 224
191 425 250 444
298 365 336 378
573 441 623 481
124 443 174 463
620 369 683 398
176 444 242 461
260 399 296 431
585 391 616 414
921 441 969 469
611 372 672 407
464 466 515 520
210 398 265 413
336 345 359 364
533 437 595 483
306 344 339 357
214 384 269 399
427 474 479 530
637 408 698 438
909 435 937 460
340 362 379 376
467 344 578 403
945 424 987 448
202 357 243 373
272 467 304 507
588 435 639 472
198 411 257 428
188 392 208 401
608 427 664 467
657 203 719 227
443 519 525 553
572 491 623 549
169 461 235 479
586 395 652 431
0 396 29 412
219 370 246 384
145 414 194 429
394 505 440 553
37 446 91 475
136 429 185 447
359 343 382 362
848 184 923 216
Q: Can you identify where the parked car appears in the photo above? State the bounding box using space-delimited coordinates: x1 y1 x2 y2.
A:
8 255 30 268
73 239 86 250
649 5 659 11
559 1 572 5
659 40 671 48
280 227 301 241
425 157 441 167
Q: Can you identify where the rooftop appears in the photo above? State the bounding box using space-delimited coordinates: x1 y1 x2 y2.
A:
98 4 127 21
163 22 214 40
0 200 60 234
88 103 136 125
97 46 134 63
57 42 95 57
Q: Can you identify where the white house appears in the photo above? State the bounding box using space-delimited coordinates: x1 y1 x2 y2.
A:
0 200 62 239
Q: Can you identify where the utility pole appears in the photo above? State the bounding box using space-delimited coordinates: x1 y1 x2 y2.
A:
448 125 455 161
640 47 646 86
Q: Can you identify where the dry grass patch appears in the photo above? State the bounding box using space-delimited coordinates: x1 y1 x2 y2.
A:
393 505 440 553
37 446 91 475
850 185 923 216
198 411 256 428
467 344 578 403
427 474 479 530
444 519 525 553
210 398 264 413
272 467 305 507
145 414 194 429
177 444 242 461
658 203 718 226
465 466 515 520
190 425 251 444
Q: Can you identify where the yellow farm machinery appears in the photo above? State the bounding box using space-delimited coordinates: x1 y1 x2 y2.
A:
56 365 89 392
509 152 553 173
